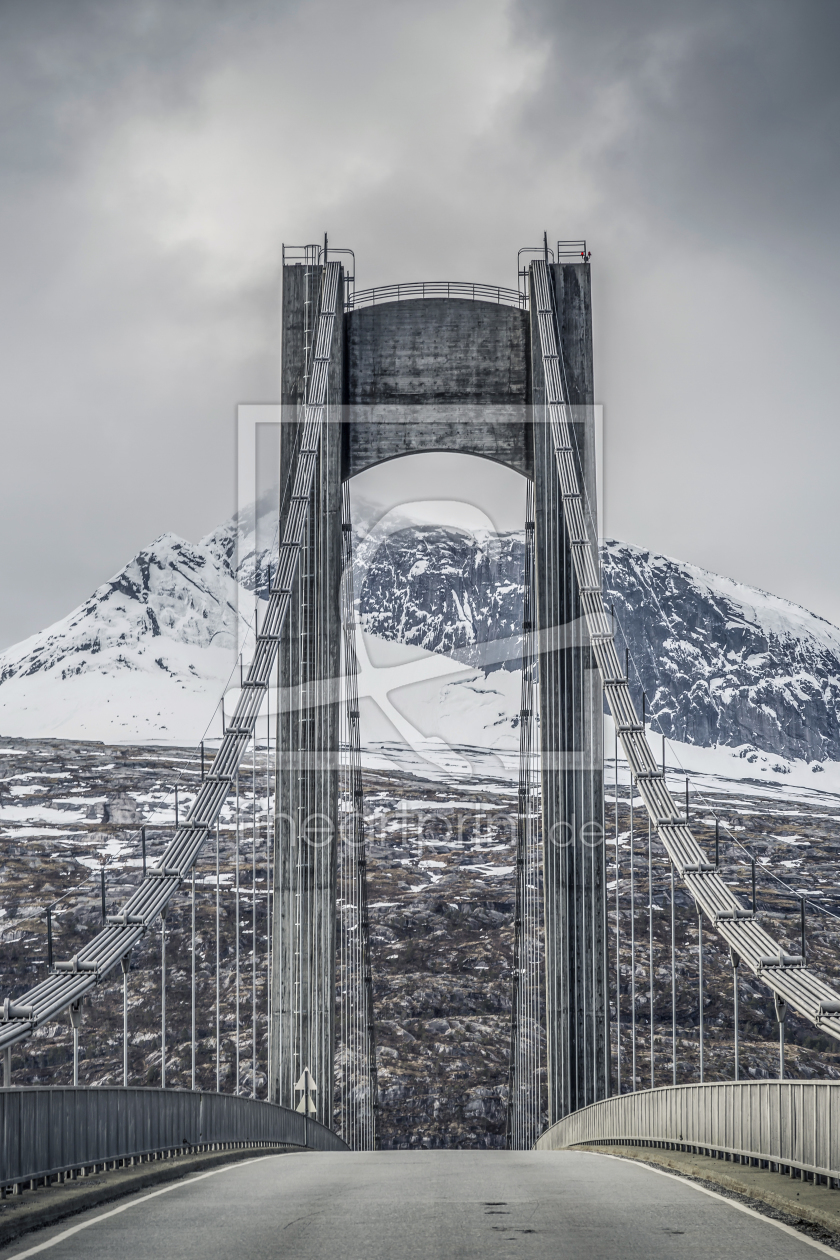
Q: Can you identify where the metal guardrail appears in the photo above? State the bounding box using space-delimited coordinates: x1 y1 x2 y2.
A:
556 239 590 261
0 1088 347 1192
534 1082 840 1182
346 280 526 310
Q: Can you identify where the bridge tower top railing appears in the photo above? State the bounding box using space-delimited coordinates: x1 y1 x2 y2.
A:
285 240 591 313
345 279 526 311
556 239 591 262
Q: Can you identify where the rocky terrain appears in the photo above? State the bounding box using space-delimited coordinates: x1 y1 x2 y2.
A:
0 737 271 1097
358 525 524 669
2 736 839 1152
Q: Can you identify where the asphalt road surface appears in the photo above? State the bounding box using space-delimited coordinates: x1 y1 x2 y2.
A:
0 1150 830 1260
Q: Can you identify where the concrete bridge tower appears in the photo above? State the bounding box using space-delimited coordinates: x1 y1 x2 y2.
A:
270 247 607 1127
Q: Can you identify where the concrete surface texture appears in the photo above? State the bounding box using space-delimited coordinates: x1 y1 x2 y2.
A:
1 1150 832 1260
344 297 532 478
346 299 529 406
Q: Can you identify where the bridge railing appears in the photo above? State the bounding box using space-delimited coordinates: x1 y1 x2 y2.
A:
0 1088 347 1193
534 1082 840 1183
346 280 526 310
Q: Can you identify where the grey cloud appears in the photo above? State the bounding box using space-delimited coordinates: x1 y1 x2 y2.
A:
0 0 838 654
514 0 840 247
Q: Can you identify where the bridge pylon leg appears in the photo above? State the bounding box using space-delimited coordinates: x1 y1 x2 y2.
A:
269 261 343 1129
530 261 608 1123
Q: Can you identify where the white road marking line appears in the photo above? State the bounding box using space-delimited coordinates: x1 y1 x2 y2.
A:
4 1153 289 1259
591 1152 839 1257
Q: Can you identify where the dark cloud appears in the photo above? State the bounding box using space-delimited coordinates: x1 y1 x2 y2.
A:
0 0 838 650
515 0 840 247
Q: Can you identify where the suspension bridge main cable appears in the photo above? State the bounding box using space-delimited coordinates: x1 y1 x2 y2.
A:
0 260 344 1052
611 607 840 927
531 257 840 1051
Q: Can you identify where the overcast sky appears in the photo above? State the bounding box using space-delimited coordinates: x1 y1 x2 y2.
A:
1 0 839 650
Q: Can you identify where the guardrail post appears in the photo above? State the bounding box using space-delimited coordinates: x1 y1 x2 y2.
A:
69 1000 82 1085
775 993 787 1080
121 952 131 1087
161 905 167 1089
730 947 741 1081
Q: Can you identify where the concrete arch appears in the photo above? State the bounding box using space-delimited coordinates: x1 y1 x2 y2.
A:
349 450 529 539
344 298 532 480
345 420 532 481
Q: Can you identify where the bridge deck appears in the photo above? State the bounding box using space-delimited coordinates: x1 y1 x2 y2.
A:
1 1150 827 1260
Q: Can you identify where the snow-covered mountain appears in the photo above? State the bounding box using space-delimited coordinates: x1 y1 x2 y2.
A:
602 541 840 765
2 507 840 769
0 496 280 744
358 527 840 766
357 525 524 668
0 531 255 745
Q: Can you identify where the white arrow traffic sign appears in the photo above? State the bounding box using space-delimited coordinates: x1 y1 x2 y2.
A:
295 1067 317 1115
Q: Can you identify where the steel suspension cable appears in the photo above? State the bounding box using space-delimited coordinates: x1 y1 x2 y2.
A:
629 781 636 1090
529 257 840 1054
236 771 241 1093
648 815 654 1088
252 736 257 1097
338 484 377 1149
0 262 344 1056
507 493 542 1147
671 860 677 1085
216 820 220 1093
614 733 621 1092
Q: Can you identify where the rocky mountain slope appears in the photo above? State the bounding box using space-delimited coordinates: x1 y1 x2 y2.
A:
2 509 840 767
602 540 840 764
359 527 840 765
357 526 524 668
